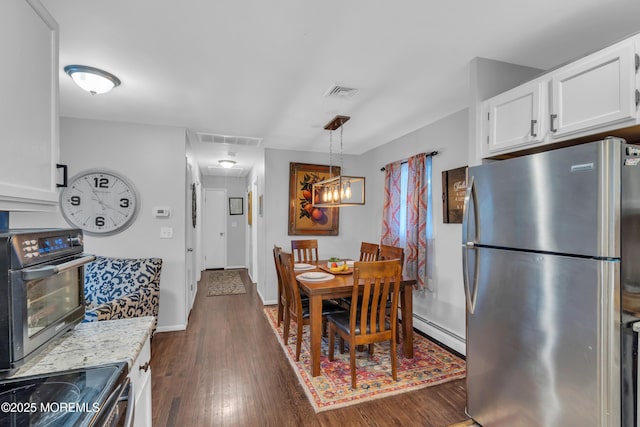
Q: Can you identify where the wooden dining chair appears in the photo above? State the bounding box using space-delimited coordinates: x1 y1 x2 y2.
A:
291 239 319 263
279 250 345 361
359 242 380 262
339 242 380 309
273 245 286 326
379 244 405 343
378 244 404 270
326 259 403 389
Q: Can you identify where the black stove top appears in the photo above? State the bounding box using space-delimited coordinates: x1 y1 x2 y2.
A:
0 362 128 426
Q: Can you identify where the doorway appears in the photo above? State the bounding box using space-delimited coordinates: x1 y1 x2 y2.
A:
185 161 197 315
204 189 226 269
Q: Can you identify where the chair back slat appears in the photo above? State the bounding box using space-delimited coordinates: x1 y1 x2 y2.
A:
359 242 379 262
279 250 304 317
379 244 404 273
291 239 319 262
273 245 284 291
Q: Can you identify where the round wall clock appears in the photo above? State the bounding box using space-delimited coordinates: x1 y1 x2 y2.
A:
60 169 140 236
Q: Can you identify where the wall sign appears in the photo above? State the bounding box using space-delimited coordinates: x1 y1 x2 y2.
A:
442 166 467 224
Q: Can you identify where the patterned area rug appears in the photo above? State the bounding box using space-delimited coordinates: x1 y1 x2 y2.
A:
205 270 246 296
263 306 466 412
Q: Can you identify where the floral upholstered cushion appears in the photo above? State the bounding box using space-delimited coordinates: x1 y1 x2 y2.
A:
84 256 162 334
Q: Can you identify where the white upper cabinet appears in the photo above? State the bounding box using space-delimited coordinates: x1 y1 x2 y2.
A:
551 41 637 137
480 33 640 159
483 79 547 156
0 0 59 211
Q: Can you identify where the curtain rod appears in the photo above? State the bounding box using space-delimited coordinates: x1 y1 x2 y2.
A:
380 150 439 171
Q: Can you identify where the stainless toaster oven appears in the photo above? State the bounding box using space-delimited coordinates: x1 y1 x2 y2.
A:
0 229 95 376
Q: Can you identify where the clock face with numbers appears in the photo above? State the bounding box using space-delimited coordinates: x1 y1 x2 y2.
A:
60 170 139 236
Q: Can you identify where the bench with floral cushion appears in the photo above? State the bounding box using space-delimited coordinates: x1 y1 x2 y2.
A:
83 256 163 334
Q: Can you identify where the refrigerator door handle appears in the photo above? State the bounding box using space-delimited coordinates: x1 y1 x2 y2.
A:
462 175 479 314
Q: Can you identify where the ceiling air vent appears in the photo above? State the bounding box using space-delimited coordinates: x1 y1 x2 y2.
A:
197 132 262 147
324 83 359 99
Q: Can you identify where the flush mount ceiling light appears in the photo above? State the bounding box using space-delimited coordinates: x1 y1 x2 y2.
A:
218 160 236 169
64 65 121 95
312 115 365 207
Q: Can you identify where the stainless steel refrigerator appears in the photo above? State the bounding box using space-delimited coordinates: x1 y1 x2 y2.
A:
462 137 640 427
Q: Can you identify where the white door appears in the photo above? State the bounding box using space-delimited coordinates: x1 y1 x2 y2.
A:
205 189 226 269
185 162 197 314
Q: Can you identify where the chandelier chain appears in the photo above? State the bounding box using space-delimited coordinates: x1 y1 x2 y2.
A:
329 130 333 176
340 125 344 172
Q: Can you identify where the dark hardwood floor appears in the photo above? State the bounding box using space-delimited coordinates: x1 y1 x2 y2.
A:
151 269 468 426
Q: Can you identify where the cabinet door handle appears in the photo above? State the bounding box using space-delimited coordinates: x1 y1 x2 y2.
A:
530 119 537 137
139 361 150 372
550 114 558 132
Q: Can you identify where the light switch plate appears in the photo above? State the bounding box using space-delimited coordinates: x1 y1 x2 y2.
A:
160 227 173 238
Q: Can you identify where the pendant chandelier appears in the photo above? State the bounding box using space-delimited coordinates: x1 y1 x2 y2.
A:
312 115 365 207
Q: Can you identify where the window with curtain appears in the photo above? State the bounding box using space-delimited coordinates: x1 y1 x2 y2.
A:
381 154 434 291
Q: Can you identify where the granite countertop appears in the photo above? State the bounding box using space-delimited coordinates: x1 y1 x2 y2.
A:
10 316 155 379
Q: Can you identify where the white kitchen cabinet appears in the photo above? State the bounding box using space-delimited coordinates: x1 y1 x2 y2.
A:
483 79 547 156
550 40 637 137
480 33 640 159
0 0 59 211
130 335 152 427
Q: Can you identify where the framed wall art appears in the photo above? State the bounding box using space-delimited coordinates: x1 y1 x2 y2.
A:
229 197 243 215
288 162 340 235
247 191 252 225
442 166 468 224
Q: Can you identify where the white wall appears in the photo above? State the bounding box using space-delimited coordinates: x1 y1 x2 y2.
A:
11 117 188 332
258 120 471 355
468 57 544 166
260 149 368 305
359 109 470 354
247 155 265 294
201 175 247 268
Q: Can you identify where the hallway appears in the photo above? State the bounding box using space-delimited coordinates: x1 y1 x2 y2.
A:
151 270 467 426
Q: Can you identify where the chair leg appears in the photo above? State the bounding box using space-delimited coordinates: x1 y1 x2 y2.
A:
349 339 357 389
295 320 303 361
283 312 291 345
339 337 345 354
328 324 335 361
390 335 397 382
368 344 374 358
277 288 283 326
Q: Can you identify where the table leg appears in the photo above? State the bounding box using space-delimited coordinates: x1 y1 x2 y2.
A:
309 295 323 376
400 287 414 358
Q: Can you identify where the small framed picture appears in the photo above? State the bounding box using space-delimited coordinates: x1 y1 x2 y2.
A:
229 197 243 215
442 166 467 224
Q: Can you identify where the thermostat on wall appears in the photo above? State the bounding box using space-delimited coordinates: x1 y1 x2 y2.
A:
152 206 171 217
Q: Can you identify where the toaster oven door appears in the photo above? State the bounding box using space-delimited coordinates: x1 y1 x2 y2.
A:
6 254 95 370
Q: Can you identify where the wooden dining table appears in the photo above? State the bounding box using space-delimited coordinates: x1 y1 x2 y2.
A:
296 260 416 377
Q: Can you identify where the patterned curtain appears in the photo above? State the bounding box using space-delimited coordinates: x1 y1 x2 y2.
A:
405 154 429 290
380 161 402 247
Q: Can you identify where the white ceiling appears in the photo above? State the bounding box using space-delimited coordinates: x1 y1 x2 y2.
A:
42 0 640 176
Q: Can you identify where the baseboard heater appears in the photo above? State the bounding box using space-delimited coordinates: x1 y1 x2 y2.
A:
412 313 466 345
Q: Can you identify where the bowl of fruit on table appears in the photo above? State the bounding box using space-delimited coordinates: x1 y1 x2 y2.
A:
328 257 348 272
